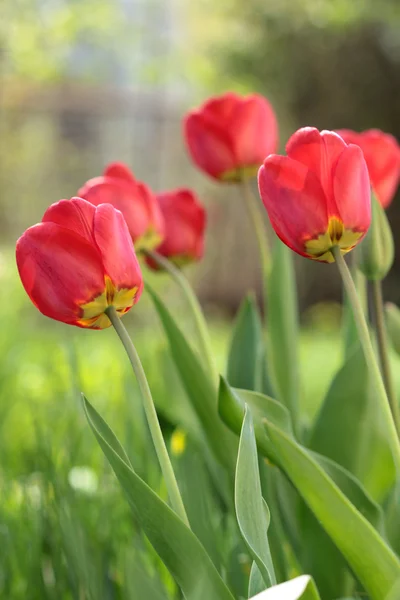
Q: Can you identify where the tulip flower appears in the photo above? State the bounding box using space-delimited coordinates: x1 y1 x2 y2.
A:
258 127 371 262
184 92 278 182
78 162 164 250
16 198 143 329
336 129 400 209
147 188 206 268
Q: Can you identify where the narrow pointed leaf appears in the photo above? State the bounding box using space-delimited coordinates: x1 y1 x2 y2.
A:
147 283 236 472
249 563 267 598
236 407 276 588
227 293 274 395
309 345 395 501
82 396 235 600
218 377 383 529
263 419 400 600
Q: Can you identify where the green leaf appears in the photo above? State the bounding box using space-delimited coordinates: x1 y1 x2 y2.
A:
263 419 400 600
218 376 292 465
309 345 395 502
146 283 237 473
249 575 321 600
385 480 400 555
82 396 235 600
267 240 300 428
236 407 276 588
227 293 274 395
385 578 400 600
249 563 267 598
218 377 383 530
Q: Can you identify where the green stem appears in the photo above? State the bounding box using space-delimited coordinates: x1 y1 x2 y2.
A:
144 250 216 379
106 306 190 526
239 176 271 303
332 246 400 470
371 279 400 436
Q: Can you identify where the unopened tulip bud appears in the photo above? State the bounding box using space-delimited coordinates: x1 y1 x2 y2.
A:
357 192 394 281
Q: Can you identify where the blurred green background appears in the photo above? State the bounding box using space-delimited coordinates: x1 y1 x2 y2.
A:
1 0 400 597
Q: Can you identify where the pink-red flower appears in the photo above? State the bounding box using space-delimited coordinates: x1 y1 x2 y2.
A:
16 198 143 329
78 162 164 250
147 188 206 268
336 129 400 209
258 127 371 262
184 92 278 182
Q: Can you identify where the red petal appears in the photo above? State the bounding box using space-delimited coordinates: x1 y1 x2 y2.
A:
286 128 346 210
136 181 165 240
258 155 328 255
184 112 236 179
201 92 242 122
42 197 96 244
232 94 278 167
103 162 136 183
333 144 371 232
93 203 143 296
16 222 105 325
78 177 150 241
155 189 205 260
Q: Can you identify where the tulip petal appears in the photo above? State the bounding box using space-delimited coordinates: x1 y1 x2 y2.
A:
104 162 136 183
78 177 150 241
333 144 371 232
338 129 400 209
286 127 346 208
184 112 236 180
16 222 106 324
232 95 278 167
93 203 143 296
42 197 96 245
258 155 328 255
156 189 205 260
202 92 242 122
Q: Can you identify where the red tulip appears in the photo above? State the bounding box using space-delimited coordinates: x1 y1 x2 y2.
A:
147 188 206 268
78 162 164 250
258 127 371 262
336 129 400 208
16 198 143 329
184 92 278 182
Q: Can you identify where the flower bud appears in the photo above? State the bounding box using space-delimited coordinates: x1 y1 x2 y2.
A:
385 303 400 356
357 192 394 280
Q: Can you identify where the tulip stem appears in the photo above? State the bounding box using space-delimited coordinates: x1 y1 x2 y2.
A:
371 279 400 436
106 306 190 526
240 176 271 283
144 249 217 379
332 246 400 470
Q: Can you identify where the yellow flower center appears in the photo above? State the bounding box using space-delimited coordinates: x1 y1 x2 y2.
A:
77 276 138 329
304 217 363 263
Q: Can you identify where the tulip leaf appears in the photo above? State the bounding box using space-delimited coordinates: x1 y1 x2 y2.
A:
82 395 235 600
218 376 383 529
249 563 267 598
235 406 276 589
263 418 400 600
385 578 400 600
267 240 300 430
248 575 320 600
227 293 274 395
309 344 395 502
146 283 237 473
